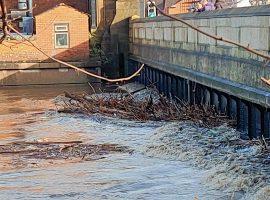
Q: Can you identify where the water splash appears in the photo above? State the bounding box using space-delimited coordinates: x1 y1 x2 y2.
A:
143 122 270 199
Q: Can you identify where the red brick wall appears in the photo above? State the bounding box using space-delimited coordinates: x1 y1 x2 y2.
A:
168 1 190 14
5 0 17 11
0 4 89 62
5 0 88 14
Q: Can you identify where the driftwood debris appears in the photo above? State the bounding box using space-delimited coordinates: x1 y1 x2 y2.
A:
0 141 131 161
57 87 236 128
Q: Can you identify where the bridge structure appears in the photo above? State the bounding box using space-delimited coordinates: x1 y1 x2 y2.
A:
128 5 270 138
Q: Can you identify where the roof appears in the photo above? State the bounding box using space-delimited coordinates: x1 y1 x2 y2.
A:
154 0 182 9
35 3 89 17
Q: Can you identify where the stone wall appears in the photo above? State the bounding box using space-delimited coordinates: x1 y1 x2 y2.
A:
0 62 100 86
129 5 270 107
107 0 144 77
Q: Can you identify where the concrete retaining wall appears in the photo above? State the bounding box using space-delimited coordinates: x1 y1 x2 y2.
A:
0 62 101 86
129 5 270 108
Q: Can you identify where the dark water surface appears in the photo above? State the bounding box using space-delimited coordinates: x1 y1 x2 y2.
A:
0 84 228 200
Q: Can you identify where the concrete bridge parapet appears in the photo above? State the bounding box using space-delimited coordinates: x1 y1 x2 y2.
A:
129 5 270 108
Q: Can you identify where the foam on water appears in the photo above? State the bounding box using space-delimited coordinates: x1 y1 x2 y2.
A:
0 84 269 200
143 122 270 199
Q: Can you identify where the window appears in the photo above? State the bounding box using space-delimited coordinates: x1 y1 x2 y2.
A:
54 24 69 48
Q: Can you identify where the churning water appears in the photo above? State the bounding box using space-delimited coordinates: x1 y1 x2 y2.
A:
0 84 268 200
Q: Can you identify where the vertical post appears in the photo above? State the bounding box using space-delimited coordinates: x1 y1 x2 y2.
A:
177 78 183 100
159 72 164 93
261 109 270 138
28 0 33 16
189 81 195 105
248 103 257 139
229 97 237 119
138 63 142 83
210 89 214 105
156 69 160 90
133 62 139 82
142 67 146 85
151 68 155 84
183 80 188 102
167 75 172 97
195 84 203 105
210 90 219 112
90 0 97 28
227 96 232 117
152 69 156 86
163 73 168 96
145 67 149 85
204 88 211 106
238 100 248 134
171 76 177 98
219 94 227 114
237 99 244 131
149 68 152 84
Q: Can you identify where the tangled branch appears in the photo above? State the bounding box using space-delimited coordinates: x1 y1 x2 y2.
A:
0 141 131 162
57 89 236 128
0 0 8 42
0 0 144 83
8 25 145 83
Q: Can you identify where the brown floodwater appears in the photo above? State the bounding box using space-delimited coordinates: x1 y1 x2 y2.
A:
0 84 229 200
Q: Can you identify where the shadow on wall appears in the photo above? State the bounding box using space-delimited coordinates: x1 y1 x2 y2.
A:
91 0 117 78
92 0 116 47
43 41 90 62
0 40 102 86
107 14 133 78
0 39 90 62
102 0 143 78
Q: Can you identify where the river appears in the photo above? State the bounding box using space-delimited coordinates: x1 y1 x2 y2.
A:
0 84 260 200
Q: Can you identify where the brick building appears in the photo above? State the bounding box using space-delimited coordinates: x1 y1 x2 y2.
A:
153 0 191 15
5 0 89 15
0 0 144 74
35 4 89 61
1 0 120 63
0 0 144 85
0 1 90 62
166 0 191 14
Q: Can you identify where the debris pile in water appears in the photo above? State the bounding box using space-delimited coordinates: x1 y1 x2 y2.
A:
143 122 270 199
55 85 235 128
0 141 131 162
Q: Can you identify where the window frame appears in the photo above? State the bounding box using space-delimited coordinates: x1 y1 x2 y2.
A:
54 23 69 49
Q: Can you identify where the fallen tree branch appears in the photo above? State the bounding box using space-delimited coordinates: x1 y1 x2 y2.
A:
58 89 236 128
7 25 144 83
149 0 270 60
149 0 270 87
0 142 132 162
12 140 83 145
0 0 8 43
261 77 270 86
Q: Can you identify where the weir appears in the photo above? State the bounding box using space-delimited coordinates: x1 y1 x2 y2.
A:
128 5 270 139
0 59 101 86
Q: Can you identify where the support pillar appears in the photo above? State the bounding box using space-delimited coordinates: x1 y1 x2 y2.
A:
261 109 270 138
248 103 257 139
